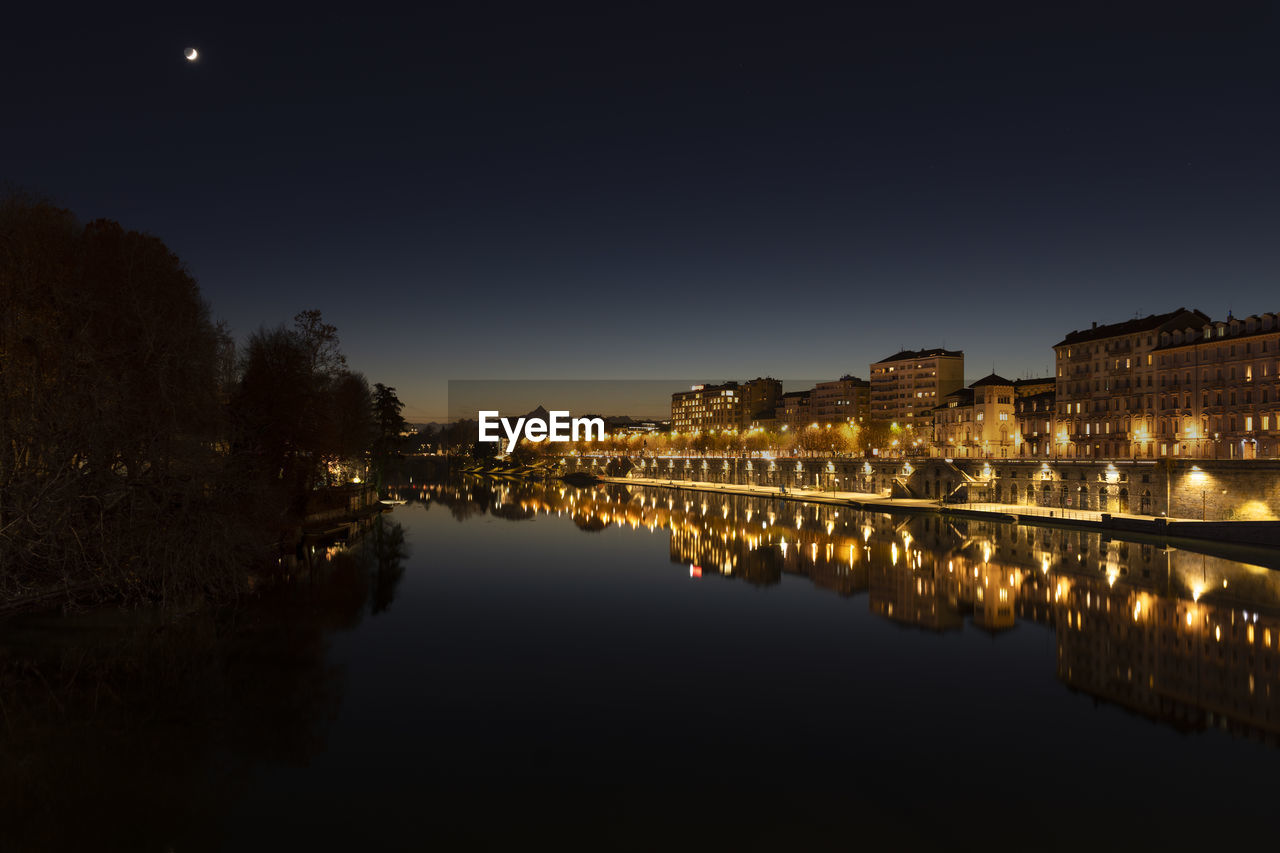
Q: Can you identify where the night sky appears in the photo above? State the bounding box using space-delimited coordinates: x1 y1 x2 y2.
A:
6 4 1278 420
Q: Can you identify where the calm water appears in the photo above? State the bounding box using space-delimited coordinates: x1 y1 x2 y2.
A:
4 476 1280 850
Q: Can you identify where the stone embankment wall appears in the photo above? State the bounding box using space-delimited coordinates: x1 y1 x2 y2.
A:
561 455 1280 521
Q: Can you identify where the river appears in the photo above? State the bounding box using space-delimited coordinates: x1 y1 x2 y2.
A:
3 475 1278 850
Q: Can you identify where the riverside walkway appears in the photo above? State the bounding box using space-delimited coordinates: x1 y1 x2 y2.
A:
603 474 1147 521
593 476 1280 555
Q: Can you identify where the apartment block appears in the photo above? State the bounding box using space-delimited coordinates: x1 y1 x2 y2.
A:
870 348 964 429
670 377 782 433
811 375 870 424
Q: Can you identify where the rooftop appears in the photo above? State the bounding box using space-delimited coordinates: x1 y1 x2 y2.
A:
970 373 1014 388
1151 311 1280 351
874 347 964 364
1055 307 1209 347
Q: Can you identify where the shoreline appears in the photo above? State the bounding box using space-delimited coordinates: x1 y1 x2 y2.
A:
591 474 1280 568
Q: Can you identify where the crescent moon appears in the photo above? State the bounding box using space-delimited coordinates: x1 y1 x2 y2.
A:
184 47 198 61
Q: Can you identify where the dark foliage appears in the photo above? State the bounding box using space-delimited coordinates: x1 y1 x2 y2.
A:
0 193 392 608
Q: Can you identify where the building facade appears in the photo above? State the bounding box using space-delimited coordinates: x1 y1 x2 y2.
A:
1053 308 1209 459
670 377 783 433
1054 308 1280 459
1146 313 1280 460
811 375 870 424
775 390 813 431
870 348 964 429
1015 388 1056 458
932 373 1016 458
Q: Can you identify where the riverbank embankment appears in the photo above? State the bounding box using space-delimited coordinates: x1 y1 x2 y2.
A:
595 474 1280 564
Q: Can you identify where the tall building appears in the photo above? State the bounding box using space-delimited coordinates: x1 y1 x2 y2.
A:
1053 307 1209 459
869 348 964 429
811 375 871 424
670 377 782 433
775 390 813 430
1145 312 1280 459
737 376 784 427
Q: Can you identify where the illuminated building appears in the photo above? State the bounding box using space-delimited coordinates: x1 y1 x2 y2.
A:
1053 307 1209 459
931 373 1016 459
1054 308 1280 459
1147 312 1280 459
670 377 782 433
775 390 813 431
1014 388 1056 457
870 348 964 429
1013 377 1055 397
811 374 870 424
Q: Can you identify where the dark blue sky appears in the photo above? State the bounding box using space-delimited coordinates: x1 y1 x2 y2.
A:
6 4 1278 419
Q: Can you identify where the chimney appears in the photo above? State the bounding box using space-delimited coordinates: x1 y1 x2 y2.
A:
1091 321 1097 329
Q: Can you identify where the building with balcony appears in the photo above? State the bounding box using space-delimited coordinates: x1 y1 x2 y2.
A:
811 374 870 425
775 390 813 431
1146 312 1280 459
670 377 783 433
932 373 1016 458
1015 387 1056 457
1053 308 1280 459
870 348 964 430
1053 308 1209 459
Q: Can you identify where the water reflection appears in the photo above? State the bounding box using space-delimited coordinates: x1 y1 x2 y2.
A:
427 476 1280 744
0 515 409 852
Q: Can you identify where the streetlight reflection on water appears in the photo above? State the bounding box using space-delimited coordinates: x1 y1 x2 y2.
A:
428 475 1280 743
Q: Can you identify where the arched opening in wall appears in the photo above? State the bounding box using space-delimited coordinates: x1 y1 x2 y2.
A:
1140 489 1152 515
994 483 1003 503
1077 484 1089 510
1101 485 1116 514
1118 488 1129 514
1027 484 1036 505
